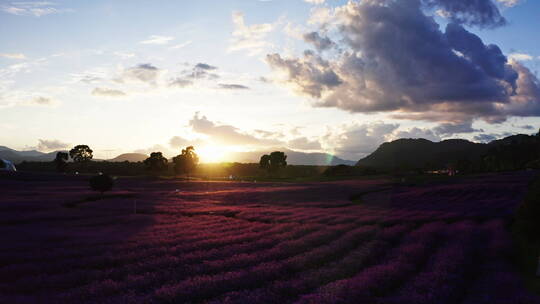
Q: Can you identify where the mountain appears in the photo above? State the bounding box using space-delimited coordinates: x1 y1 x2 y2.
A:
356 138 490 169
0 146 62 163
223 148 355 166
109 153 148 162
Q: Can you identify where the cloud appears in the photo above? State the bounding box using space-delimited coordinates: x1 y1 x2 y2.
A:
323 122 400 160
508 53 534 61
0 53 26 59
229 11 273 56
218 83 249 90
496 0 523 7
168 63 220 88
140 35 174 45
267 0 540 124
519 124 535 130
423 0 506 28
29 96 55 105
37 139 69 152
433 121 483 136
195 63 217 70
303 32 335 52
91 87 127 97
170 41 192 49
287 137 322 150
1 1 72 17
168 136 206 149
117 63 160 85
473 133 499 143
189 112 283 146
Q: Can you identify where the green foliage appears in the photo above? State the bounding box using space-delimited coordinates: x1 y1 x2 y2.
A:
54 152 69 173
89 173 114 193
259 154 270 170
143 152 168 172
69 145 93 163
173 146 199 176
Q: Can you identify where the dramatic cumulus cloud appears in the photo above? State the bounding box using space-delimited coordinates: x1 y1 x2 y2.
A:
267 0 540 124
229 11 273 55
91 87 127 97
189 113 283 146
140 35 174 45
37 139 69 152
1 1 72 17
117 63 160 85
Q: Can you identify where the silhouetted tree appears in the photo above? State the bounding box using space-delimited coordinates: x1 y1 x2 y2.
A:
89 173 114 194
144 152 168 172
69 145 93 163
259 151 287 173
172 146 199 177
259 154 270 170
54 152 69 173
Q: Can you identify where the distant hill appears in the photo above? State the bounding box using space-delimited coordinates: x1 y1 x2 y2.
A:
224 148 355 166
356 138 489 169
109 153 148 162
0 146 62 164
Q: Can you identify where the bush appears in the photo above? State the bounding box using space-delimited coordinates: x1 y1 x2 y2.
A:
89 173 114 193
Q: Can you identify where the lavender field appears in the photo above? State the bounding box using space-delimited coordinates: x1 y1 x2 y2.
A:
1 171 539 303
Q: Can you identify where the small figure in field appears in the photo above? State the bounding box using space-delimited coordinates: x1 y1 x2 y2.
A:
173 146 199 178
89 173 114 194
54 152 69 173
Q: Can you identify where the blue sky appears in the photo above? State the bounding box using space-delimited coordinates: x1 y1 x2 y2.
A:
0 0 539 161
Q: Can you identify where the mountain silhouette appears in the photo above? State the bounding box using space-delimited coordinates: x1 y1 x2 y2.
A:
356 134 538 170
109 153 148 162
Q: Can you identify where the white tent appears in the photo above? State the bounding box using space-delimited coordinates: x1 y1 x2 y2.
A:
0 159 16 172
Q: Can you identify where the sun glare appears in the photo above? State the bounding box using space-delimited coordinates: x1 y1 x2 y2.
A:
197 145 228 163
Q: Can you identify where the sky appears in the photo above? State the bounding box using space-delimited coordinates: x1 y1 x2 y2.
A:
1 0 539 162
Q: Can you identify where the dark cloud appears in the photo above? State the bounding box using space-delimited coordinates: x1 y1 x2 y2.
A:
118 63 160 85
434 121 483 136
37 139 69 152
195 63 217 70
267 0 540 123
218 83 250 90
423 0 506 28
519 124 535 130
189 113 283 146
91 87 126 97
303 31 335 52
